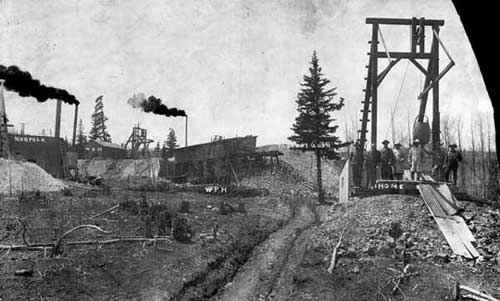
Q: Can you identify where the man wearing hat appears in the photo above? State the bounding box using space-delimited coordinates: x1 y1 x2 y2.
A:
408 138 424 181
432 142 447 181
365 143 381 187
445 143 462 185
392 142 406 180
350 140 363 187
380 140 395 180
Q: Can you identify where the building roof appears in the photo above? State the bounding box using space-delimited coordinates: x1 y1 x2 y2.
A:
175 135 257 152
90 140 125 150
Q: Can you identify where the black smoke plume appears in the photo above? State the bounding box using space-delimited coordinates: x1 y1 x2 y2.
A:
128 93 186 117
0 65 79 105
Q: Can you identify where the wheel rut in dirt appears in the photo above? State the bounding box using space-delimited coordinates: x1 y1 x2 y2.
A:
170 219 283 301
216 204 316 301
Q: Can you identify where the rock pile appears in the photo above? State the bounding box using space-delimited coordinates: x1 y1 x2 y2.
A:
310 195 500 267
464 203 500 264
241 166 319 198
311 195 456 262
0 159 65 194
257 144 342 192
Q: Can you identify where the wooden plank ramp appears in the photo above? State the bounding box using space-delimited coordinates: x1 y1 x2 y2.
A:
418 183 479 259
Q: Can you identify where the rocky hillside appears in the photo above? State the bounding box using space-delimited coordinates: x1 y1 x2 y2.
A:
257 144 344 193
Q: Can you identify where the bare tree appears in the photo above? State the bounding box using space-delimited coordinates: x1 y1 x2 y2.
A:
352 112 359 142
456 117 465 187
344 116 349 143
396 118 408 147
487 118 492 167
406 110 412 147
441 114 456 148
471 116 477 198
344 111 359 143
478 118 486 199
389 104 396 144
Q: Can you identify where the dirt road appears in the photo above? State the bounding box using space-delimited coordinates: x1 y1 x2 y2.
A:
217 203 316 300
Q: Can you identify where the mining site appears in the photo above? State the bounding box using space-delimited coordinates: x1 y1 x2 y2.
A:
1 1 499 300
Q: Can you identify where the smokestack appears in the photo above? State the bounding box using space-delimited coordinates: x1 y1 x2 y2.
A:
72 104 79 147
55 99 62 138
0 80 11 158
0 81 6 124
185 115 188 148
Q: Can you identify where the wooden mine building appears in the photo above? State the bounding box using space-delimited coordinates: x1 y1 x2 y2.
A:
160 135 282 184
8 133 67 178
85 140 127 160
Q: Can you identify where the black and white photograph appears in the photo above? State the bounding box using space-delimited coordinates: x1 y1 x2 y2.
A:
0 0 498 300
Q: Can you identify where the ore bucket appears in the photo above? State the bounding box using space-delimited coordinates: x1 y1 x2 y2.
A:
413 115 431 145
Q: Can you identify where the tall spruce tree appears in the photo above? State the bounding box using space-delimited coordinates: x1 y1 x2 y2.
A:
288 51 348 204
76 119 86 145
165 128 179 158
89 95 111 142
161 143 168 160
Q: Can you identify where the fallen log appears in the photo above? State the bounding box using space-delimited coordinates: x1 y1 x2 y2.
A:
86 204 120 220
1 244 50 251
52 224 112 255
327 230 344 274
66 237 172 245
1 236 172 252
459 284 499 301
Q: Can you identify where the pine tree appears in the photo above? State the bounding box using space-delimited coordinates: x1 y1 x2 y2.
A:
89 95 111 142
76 119 87 145
161 143 168 160
165 128 179 158
288 51 348 204
155 142 161 156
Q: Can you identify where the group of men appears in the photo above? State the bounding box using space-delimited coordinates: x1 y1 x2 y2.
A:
351 139 463 187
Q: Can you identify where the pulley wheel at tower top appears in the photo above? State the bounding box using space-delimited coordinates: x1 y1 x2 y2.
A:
413 115 431 145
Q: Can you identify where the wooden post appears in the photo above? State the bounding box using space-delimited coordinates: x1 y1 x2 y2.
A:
370 24 379 146
432 26 441 161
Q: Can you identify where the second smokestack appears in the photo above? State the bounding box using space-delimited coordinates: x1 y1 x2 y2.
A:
72 104 79 147
55 99 62 138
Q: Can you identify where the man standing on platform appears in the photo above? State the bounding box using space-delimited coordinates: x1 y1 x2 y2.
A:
392 142 405 180
350 141 363 187
432 143 446 181
445 143 462 185
408 139 424 181
365 143 381 187
380 140 395 180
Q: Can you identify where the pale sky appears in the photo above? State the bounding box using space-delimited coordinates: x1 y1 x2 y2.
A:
0 0 494 148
